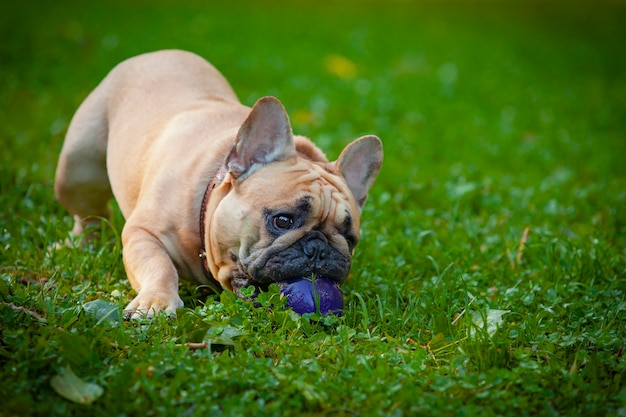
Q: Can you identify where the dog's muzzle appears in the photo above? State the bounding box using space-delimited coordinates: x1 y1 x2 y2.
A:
232 230 351 296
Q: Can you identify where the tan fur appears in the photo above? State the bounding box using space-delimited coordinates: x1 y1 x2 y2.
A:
55 50 382 318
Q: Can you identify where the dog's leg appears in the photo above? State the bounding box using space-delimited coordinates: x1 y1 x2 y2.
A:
55 86 113 240
121 223 184 318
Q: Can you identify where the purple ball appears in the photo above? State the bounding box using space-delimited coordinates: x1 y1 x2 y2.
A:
279 277 343 316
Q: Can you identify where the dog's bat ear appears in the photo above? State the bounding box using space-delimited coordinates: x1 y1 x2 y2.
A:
227 96 296 180
336 135 383 210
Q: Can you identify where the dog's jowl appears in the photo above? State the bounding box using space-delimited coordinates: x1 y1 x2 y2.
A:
55 50 383 318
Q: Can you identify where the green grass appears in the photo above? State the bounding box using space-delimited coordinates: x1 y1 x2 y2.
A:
2 0 625 416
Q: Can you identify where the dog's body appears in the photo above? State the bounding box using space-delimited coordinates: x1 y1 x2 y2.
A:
55 50 382 318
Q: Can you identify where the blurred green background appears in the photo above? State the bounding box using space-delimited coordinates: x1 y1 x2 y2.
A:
3 0 625 191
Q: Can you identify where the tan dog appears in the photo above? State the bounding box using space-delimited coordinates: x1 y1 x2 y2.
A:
55 50 383 318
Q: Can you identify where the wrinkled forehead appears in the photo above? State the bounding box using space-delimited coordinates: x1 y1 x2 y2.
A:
239 159 360 226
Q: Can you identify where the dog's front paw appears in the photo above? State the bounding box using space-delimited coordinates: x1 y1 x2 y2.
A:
124 289 183 320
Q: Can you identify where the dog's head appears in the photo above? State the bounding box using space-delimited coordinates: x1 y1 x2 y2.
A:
205 97 383 294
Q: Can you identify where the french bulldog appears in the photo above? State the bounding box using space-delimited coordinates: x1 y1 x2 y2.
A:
55 50 383 318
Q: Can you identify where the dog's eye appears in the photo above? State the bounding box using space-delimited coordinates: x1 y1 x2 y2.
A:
273 215 294 230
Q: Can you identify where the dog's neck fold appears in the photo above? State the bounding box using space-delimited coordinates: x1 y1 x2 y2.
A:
199 164 230 291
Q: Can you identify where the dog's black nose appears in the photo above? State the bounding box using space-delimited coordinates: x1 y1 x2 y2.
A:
303 231 329 262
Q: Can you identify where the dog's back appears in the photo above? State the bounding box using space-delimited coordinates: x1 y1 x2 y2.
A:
56 50 248 221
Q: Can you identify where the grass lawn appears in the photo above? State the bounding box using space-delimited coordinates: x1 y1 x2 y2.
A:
1 0 625 415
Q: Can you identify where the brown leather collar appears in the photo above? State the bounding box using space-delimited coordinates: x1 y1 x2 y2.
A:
198 165 228 291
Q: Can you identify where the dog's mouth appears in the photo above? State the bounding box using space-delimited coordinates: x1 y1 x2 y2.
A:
230 231 351 298
231 269 346 299
231 262 350 300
